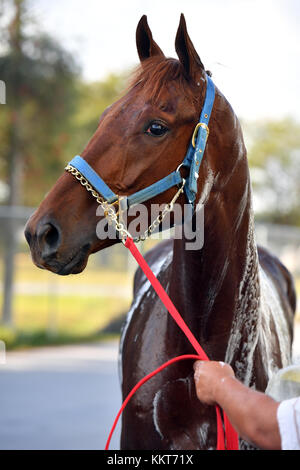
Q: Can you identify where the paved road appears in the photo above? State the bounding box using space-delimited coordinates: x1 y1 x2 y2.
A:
0 326 299 450
0 341 122 450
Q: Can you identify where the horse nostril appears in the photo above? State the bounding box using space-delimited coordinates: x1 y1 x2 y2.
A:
44 224 59 247
24 226 32 246
37 221 61 259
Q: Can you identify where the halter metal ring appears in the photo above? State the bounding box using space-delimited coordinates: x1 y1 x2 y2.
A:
176 163 183 174
192 123 210 148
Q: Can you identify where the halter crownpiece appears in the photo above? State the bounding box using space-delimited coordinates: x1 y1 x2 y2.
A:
65 75 215 231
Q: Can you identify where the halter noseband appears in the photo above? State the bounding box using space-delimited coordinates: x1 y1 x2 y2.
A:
65 75 215 220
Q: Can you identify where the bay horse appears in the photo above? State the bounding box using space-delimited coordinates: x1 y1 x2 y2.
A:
25 15 296 449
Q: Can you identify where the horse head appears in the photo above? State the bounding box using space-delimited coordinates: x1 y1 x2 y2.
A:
25 14 222 275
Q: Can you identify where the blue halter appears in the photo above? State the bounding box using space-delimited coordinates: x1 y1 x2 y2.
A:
66 75 215 212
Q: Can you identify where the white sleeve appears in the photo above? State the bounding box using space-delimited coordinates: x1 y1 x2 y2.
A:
277 397 300 450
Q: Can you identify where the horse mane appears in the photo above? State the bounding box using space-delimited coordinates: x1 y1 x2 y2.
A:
128 56 199 105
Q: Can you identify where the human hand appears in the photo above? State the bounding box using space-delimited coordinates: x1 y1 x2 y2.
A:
193 361 235 405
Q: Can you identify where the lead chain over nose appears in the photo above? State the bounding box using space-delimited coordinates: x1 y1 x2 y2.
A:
65 163 186 243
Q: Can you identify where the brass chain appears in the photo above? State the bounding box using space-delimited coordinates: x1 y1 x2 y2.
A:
136 180 185 242
65 164 106 205
65 164 185 243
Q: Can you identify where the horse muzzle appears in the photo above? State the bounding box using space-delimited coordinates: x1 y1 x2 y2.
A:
24 214 91 275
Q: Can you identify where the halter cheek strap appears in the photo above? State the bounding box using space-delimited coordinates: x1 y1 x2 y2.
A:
67 155 117 204
66 75 215 213
183 76 215 205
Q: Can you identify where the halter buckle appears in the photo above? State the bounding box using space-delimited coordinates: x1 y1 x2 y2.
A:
192 123 210 148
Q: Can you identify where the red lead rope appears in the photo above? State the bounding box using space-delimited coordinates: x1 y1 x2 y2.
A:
105 236 239 450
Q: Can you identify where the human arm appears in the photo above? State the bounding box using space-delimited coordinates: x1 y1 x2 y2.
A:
193 361 281 450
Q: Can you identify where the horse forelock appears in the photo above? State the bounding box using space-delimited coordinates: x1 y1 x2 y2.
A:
128 56 201 106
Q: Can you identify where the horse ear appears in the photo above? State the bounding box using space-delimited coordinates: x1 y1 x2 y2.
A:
175 14 205 79
136 15 164 62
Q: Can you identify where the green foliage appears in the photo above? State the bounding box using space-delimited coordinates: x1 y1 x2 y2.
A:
0 0 80 206
0 45 128 206
247 119 300 167
67 73 129 158
0 324 17 348
0 325 118 350
246 118 300 225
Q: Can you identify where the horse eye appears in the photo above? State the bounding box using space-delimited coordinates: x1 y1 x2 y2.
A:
145 122 169 137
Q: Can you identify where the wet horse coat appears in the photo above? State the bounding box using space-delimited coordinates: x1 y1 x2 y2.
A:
25 15 296 449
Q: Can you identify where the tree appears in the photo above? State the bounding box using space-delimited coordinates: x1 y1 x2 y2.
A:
0 0 79 325
69 73 129 156
246 118 300 226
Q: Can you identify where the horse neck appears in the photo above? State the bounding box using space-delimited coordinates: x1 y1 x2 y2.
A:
169 93 260 361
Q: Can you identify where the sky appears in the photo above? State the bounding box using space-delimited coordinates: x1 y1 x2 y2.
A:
29 0 300 122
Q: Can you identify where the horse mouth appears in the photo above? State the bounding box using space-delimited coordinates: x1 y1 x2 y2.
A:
56 244 91 276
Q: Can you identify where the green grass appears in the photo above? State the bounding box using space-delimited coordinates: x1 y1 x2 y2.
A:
0 251 133 350
15 294 130 332
0 325 119 350
0 249 299 350
0 293 131 350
